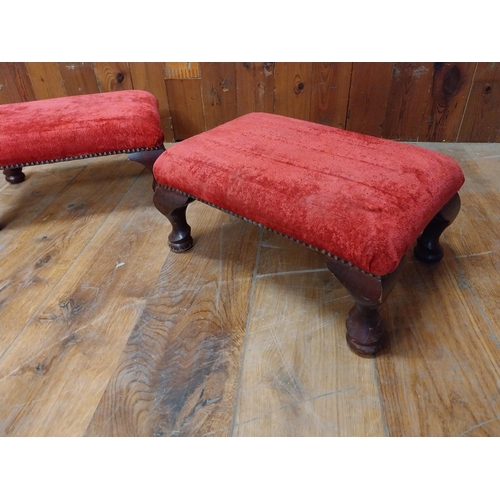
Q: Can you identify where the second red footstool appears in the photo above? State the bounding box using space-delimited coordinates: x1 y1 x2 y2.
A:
0 90 165 184
151 112 465 356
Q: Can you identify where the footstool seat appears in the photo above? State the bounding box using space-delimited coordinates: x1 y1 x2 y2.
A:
0 90 165 184
152 112 465 356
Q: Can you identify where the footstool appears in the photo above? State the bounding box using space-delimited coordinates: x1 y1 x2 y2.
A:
0 90 165 186
152 112 465 356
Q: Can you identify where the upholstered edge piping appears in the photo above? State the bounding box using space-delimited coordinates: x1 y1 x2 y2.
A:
156 183 385 280
0 146 164 170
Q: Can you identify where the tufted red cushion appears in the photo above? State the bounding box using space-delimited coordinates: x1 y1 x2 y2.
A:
0 90 164 169
153 112 465 276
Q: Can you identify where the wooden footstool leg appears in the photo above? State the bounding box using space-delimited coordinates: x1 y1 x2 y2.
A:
414 192 461 264
127 148 165 172
127 148 165 191
3 167 25 184
153 185 194 252
326 258 404 356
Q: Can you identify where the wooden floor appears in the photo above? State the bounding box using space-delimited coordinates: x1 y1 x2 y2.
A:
1 143 499 437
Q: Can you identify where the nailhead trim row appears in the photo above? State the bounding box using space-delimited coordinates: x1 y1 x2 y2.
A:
157 183 384 280
0 146 163 170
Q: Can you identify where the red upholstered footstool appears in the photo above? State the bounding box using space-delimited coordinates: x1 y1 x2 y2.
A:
0 90 165 186
152 113 465 356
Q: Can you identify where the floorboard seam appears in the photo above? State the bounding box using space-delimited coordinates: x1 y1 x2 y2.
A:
230 226 263 436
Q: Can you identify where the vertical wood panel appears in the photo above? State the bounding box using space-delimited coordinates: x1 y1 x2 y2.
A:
93 62 133 92
57 63 100 96
310 62 352 129
0 62 36 104
200 62 238 130
382 63 434 141
24 62 66 100
236 62 275 116
458 62 500 142
166 79 205 140
274 62 313 120
419 62 477 142
2 62 500 143
129 62 174 142
346 62 393 137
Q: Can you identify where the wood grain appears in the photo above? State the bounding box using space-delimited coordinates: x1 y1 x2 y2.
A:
57 63 100 96
382 63 434 140
419 63 477 142
129 62 174 142
86 207 260 436
234 270 386 436
0 159 92 248
257 230 326 276
440 143 500 348
24 62 66 100
375 142 500 436
376 256 500 436
0 157 144 358
274 62 313 120
2 62 500 141
200 62 238 130
164 63 200 80
0 166 168 436
165 79 206 140
310 62 352 128
236 62 275 116
346 62 393 137
418 144 500 258
93 62 133 92
0 62 36 104
458 62 500 142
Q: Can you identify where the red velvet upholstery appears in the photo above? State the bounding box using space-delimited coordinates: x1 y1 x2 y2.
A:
0 90 164 169
153 113 465 276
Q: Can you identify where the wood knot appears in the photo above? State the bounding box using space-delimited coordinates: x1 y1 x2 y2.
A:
66 201 86 211
485 85 492 94
442 65 461 98
36 363 46 374
116 73 125 83
35 255 52 268
293 75 305 94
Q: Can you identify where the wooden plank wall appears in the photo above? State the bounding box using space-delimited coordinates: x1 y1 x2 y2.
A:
1 62 499 143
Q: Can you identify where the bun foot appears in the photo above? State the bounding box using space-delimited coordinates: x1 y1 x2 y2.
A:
346 304 384 356
168 234 194 253
3 167 25 184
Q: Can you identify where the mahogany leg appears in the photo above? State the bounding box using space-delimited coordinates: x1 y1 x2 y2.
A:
127 147 166 191
414 192 461 264
326 258 405 356
3 167 25 184
153 185 195 252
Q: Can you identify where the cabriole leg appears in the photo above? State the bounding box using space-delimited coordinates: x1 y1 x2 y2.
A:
153 185 194 253
326 258 405 356
414 192 461 264
127 147 165 191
